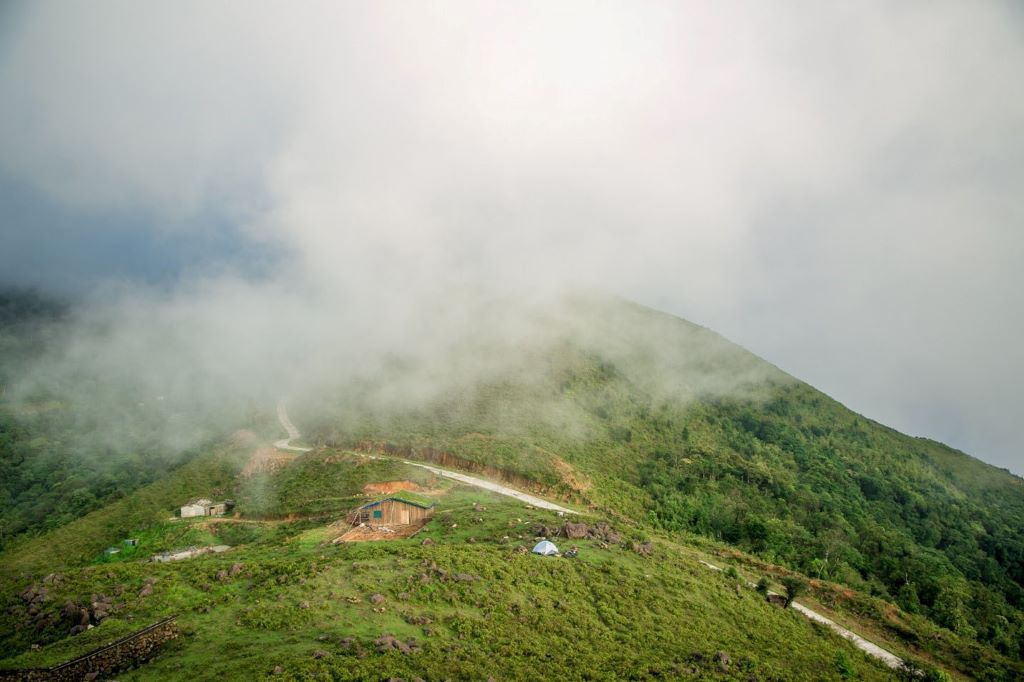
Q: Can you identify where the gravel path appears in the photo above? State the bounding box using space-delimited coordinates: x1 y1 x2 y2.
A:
274 398 312 452
697 560 902 669
275 398 574 513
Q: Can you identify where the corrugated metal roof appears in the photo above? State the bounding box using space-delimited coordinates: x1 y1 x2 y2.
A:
359 495 435 510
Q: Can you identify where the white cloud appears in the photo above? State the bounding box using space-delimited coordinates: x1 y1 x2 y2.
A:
1 1 1022 471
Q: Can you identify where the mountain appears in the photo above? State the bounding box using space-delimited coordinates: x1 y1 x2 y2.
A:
1 293 1021 680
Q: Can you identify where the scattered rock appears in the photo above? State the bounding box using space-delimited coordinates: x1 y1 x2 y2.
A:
563 522 589 539
631 541 654 557
374 634 421 655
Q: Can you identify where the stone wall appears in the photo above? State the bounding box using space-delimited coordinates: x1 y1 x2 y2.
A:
0 616 178 681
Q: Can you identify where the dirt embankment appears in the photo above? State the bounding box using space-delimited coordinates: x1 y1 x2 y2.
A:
362 480 422 495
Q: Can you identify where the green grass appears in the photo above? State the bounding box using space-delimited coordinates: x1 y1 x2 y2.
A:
1 485 895 681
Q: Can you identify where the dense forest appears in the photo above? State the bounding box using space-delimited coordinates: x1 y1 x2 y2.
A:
0 290 197 548
628 384 1024 658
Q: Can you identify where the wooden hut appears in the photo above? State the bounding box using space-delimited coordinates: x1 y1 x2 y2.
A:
349 495 435 526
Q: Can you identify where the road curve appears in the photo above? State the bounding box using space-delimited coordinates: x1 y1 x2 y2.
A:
274 398 312 452
348 450 576 514
698 560 902 669
275 398 574 513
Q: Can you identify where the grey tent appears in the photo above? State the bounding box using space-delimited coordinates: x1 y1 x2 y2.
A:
532 540 560 556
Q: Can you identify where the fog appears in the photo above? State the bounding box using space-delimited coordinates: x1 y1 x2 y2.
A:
1 2 1022 472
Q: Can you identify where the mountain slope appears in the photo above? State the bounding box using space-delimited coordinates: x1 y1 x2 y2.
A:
0 293 1021 679
296 295 1024 669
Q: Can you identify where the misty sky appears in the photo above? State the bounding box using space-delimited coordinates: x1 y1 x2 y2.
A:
1 2 1022 474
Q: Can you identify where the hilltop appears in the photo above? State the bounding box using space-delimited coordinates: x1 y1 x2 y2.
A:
0 294 1022 680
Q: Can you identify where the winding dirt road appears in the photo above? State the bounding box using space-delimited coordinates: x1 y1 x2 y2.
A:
274 398 573 513
698 560 902 669
274 398 312 452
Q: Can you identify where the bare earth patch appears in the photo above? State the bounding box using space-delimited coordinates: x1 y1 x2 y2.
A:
332 520 428 543
362 480 423 494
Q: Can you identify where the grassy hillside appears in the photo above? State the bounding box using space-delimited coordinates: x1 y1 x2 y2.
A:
1 293 1021 679
1 465 899 681
295 296 1024 673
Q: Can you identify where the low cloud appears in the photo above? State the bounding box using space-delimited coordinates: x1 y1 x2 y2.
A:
0 1 1021 472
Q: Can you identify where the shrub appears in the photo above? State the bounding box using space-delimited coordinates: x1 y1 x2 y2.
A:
781 576 806 608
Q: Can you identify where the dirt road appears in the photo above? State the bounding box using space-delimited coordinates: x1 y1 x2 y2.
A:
274 398 312 452
275 398 574 513
698 560 902 669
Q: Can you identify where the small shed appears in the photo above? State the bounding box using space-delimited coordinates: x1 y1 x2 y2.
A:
349 494 435 526
180 498 234 518
180 499 212 518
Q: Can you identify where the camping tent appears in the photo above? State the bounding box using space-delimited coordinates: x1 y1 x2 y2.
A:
532 540 560 556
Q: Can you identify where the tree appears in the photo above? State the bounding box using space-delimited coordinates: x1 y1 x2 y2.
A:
755 577 770 595
781 576 807 608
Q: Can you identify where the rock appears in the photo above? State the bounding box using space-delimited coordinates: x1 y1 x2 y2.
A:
418 573 431 584
374 634 420 655
454 573 480 582
370 593 385 604
714 651 730 672
632 541 654 557
421 538 435 546
397 592 411 601
216 569 229 581
563 522 589 539
299 601 310 609
83 672 99 681
312 649 329 659
466 537 476 544
139 583 153 598
272 665 284 674
514 545 529 554
229 562 244 576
